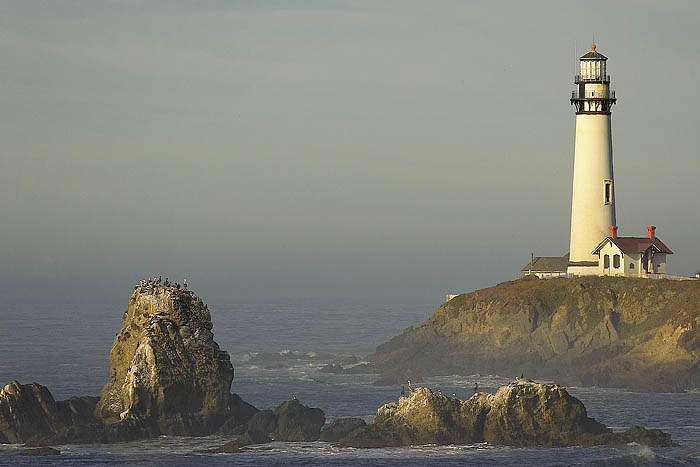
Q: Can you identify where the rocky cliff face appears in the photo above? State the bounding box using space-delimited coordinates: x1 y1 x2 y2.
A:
94 283 235 435
339 380 672 448
370 276 700 392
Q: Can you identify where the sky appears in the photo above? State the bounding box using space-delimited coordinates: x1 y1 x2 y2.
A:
1 1 699 306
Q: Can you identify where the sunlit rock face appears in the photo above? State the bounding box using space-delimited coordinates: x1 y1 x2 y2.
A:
339 386 490 447
482 379 607 447
371 276 700 392
94 283 234 436
339 380 673 448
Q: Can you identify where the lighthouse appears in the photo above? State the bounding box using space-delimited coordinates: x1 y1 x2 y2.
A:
519 45 680 280
567 45 617 275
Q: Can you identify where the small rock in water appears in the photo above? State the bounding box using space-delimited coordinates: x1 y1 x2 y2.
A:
19 447 61 456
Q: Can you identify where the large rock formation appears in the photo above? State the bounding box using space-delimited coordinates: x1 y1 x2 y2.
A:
339 380 673 448
370 276 700 392
0 281 257 445
0 381 154 446
94 282 235 436
482 379 608 446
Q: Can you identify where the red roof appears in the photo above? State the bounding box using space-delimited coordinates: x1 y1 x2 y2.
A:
593 237 673 255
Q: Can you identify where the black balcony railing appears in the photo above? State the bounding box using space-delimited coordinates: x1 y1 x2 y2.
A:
575 74 611 84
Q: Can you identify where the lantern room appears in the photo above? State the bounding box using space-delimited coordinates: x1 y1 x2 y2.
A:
577 44 609 83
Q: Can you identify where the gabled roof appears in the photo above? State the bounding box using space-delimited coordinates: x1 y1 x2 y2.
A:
521 254 569 273
592 237 674 255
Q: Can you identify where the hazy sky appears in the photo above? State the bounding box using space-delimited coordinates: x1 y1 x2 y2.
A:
1 1 699 305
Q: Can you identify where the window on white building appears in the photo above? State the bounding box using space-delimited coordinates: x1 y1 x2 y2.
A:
604 255 610 269
630 263 635 270
613 255 620 269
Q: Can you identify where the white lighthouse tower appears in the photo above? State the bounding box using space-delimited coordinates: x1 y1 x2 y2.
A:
567 45 617 275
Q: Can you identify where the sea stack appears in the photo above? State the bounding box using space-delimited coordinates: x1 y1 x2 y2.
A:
94 282 235 436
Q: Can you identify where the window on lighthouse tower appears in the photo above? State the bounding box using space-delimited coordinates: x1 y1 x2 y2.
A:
604 180 613 205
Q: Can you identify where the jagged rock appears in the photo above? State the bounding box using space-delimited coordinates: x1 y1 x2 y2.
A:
320 418 367 442
94 284 234 436
273 399 325 441
19 447 61 456
371 276 700 392
339 380 673 448
0 381 64 444
216 394 260 435
0 381 156 446
340 387 488 447
482 379 608 446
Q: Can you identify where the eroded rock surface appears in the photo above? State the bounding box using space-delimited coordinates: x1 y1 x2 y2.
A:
94 283 234 436
339 380 673 448
371 276 700 392
483 380 608 446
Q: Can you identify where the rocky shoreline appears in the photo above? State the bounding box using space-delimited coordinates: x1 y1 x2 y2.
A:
0 279 676 454
368 276 700 392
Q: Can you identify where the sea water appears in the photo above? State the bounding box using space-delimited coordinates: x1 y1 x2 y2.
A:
2 299 700 466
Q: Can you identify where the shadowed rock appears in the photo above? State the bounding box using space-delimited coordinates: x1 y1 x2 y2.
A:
0 381 156 446
246 410 277 441
320 418 367 442
216 394 260 435
273 399 325 441
0 382 63 444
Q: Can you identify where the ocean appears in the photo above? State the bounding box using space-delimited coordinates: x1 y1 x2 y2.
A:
2 298 700 466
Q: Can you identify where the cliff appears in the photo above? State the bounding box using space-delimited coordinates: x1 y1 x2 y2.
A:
370 276 700 392
339 380 673 448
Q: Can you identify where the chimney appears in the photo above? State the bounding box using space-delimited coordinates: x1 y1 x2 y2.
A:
647 225 656 240
609 225 618 239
